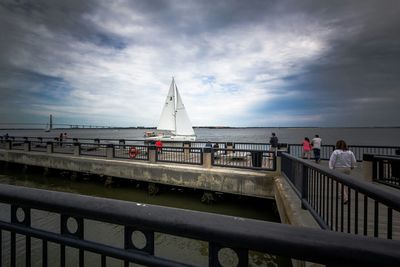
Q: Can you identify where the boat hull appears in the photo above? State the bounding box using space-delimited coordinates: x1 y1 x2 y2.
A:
145 134 196 142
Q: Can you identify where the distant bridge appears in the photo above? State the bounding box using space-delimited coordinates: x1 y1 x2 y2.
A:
0 122 123 129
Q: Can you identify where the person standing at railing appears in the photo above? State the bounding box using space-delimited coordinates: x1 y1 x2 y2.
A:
155 140 163 154
59 132 63 147
269 133 278 154
329 140 357 204
302 137 312 159
311 134 322 163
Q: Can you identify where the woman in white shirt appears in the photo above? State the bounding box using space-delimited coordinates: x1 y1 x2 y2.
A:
329 140 357 203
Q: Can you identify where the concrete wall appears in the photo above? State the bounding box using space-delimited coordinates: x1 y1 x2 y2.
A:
273 175 323 267
0 149 275 199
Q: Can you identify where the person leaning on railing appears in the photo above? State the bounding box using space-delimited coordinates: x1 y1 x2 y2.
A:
329 140 357 204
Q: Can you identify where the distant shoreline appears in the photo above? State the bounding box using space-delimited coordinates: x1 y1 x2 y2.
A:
1 126 399 131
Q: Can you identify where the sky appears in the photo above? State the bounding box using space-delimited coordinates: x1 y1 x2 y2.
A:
0 0 399 127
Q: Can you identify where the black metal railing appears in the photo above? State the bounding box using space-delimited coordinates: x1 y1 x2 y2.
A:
288 144 400 162
10 139 25 151
281 152 400 240
288 144 335 161
53 142 75 154
234 142 271 151
114 144 149 160
350 145 400 161
212 149 276 171
156 146 203 165
0 184 399 266
373 155 400 189
30 141 47 152
80 143 108 157
190 142 227 149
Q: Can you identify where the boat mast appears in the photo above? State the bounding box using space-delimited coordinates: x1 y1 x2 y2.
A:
173 77 177 135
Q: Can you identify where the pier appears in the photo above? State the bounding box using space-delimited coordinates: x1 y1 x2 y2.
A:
0 136 400 266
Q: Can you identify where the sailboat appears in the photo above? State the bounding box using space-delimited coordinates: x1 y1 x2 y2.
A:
44 114 52 132
145 78 196 142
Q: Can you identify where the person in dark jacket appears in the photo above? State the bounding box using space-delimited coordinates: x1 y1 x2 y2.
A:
269 132 279 155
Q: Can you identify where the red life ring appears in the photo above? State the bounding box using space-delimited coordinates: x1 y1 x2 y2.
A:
129 146 138 159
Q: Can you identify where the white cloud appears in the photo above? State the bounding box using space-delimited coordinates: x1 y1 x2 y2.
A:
3 1 332 127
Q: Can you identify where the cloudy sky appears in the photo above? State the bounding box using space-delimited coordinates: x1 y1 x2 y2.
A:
0 0 399 127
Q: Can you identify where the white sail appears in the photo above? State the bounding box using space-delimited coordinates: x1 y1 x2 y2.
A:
157 80 176 132
146 78 196 141
175 86 195 136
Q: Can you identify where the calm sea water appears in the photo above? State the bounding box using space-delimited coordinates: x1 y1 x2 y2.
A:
0 139 289 266
1 126 398 266
0 166 287 266
1 127 400 146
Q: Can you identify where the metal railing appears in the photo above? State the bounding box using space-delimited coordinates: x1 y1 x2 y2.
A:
114 144 149 160
234 142 271 151
288 144 400 162
0 184 399 266
373 155 400 189
281 152 400 240
53 142 75 154
288 144 335 161
350 145 400 161
80 143 108 157
156 146 203 165
10 139 25 151
212 149 276 171
30 140 47 152
2 140 277 170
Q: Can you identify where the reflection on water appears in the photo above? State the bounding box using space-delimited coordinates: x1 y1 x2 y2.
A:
0 165 290 266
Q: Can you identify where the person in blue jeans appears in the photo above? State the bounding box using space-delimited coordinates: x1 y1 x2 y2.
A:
311 134 322 163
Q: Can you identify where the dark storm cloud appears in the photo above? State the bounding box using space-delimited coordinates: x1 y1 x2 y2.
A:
0 0 399 126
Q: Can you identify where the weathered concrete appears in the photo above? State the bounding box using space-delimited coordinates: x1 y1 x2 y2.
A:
0 149 275 199
274 175 322 267
274 175 319 228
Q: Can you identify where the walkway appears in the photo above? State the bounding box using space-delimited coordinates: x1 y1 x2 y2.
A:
306 159 400 240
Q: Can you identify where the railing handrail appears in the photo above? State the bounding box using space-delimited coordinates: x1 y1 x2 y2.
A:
282 152 400 212
373 155 400 161
287 143 400 149
0 183 399 266
5 135 400 149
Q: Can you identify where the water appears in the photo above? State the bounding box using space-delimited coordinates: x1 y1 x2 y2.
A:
0 164 289 266
1 126 399 266
1 127 399 146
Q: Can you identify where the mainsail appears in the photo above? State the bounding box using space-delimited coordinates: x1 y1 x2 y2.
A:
157 81 176 132
157 78 195 136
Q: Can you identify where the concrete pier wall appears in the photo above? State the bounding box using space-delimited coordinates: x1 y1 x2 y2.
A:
0 149 275 199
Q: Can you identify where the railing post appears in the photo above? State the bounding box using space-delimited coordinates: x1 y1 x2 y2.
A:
74 143 81 156
94 138 100 147
24 141 31 152
46 142 53 153
106 144 115 159
149 145 156 163
5 140 11 150
183 142 190 157
203 147 212 169
274 153 280 173
363 154 374 182
226 142 233 155
301 164 309 209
